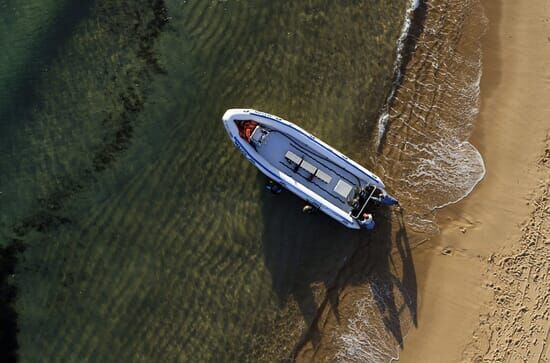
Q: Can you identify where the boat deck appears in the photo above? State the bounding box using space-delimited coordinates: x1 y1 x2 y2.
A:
253 128 363 212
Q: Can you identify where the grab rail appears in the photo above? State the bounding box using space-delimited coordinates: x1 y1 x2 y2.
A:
351 187 376 219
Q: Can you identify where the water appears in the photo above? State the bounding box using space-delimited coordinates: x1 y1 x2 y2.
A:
1 0 410 361
0 0 487 361
377 0 487 233
329 5 490 356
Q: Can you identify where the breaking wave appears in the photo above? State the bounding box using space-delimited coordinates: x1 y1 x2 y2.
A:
333 1 488 361
377 0 422 143
335 280 415 363
377 0 487 233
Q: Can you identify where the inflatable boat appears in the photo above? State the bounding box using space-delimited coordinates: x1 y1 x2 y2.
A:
222 109 398 230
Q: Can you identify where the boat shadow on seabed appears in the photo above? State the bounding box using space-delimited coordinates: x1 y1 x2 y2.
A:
260 182 417 355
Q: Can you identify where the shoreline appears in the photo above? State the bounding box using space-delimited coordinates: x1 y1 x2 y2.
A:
292 0 548 361
397 0 550 361
376 0 424 143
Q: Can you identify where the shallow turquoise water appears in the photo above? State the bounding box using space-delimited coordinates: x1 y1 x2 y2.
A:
0 1 409 361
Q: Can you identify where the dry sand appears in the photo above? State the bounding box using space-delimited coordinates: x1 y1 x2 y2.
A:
294 0 549 362
397 0 550 361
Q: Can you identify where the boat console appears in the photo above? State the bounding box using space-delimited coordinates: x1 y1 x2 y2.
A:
350 185 381 219
250 126 270 146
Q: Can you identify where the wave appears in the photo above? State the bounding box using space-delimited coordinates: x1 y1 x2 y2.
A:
376 0 488 232
376 0 422 145
335 279 415 363
335 1 488 361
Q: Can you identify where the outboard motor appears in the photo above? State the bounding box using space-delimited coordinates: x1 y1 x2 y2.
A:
371 189 399 206
380 191 399 206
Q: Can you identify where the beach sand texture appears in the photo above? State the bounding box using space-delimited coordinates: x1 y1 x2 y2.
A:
396 0 550 361
463 145 549 362
295 0 550 361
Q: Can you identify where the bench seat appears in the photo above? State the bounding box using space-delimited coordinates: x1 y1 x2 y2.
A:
315 169 332 184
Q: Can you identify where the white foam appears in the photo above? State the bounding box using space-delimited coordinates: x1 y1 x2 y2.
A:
373 0 488 232
337 0 488 360
376 0 421 145
432 141 486 210
335 291 400 363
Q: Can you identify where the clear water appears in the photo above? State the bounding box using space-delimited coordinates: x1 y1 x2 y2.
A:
377 0 487 233
1 1 418 361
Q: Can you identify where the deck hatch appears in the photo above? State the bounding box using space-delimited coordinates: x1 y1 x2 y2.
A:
334 179 354 199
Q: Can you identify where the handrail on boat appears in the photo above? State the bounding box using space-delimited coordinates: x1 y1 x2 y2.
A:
351 187 377 219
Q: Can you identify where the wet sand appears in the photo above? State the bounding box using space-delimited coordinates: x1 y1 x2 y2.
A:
397 0 550 361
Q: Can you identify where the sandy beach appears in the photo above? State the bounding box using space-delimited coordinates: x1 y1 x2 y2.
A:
398 0 550 361
293 0 549 362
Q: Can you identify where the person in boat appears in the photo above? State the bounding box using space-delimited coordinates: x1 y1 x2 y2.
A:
358 213 375 230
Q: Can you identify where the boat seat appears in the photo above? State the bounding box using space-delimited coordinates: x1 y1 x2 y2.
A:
315 169 332 184
300 160 317 177
285 150 303 167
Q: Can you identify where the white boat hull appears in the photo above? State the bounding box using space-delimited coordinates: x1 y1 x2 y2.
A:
222 108 389 229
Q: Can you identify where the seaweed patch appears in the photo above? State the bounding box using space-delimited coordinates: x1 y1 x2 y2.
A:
1 1 169 360
0 240 26 363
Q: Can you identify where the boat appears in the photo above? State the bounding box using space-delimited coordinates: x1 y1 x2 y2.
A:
222 109 398 230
